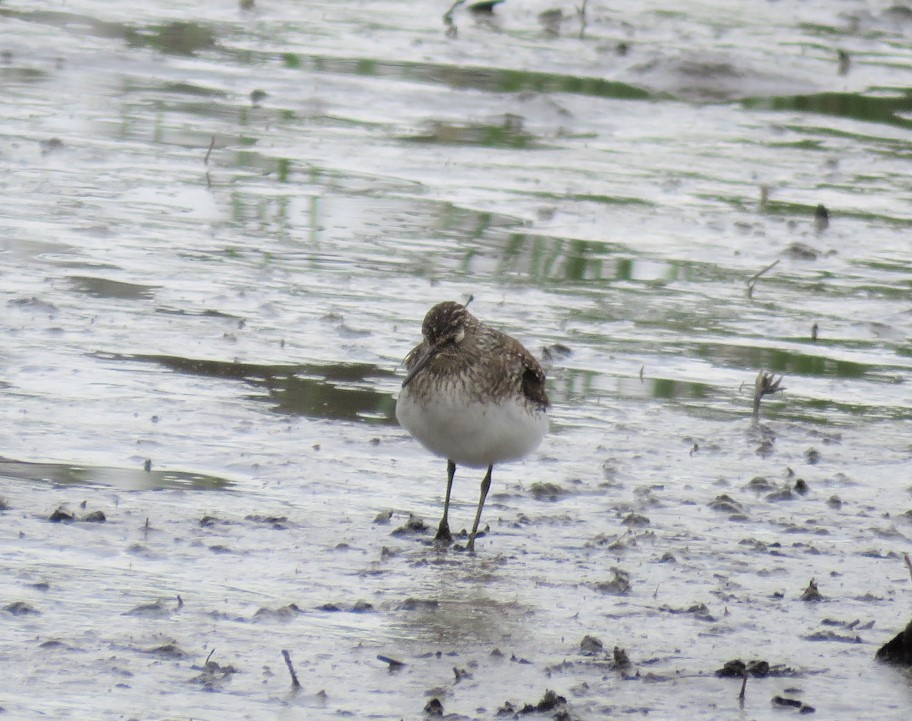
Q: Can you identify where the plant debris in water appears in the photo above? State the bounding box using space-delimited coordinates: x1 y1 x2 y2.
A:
497 689 567 717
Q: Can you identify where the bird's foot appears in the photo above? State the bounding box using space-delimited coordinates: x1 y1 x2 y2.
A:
464 526 487 553
434 520 453 545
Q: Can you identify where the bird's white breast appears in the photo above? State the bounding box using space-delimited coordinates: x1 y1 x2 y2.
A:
396 383 548 469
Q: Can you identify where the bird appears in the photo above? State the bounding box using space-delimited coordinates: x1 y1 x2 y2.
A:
395 301 550 552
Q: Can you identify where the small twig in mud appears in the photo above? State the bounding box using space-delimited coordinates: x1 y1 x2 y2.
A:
738 669 748 701
443 0 466 21
639 364 644 381
837 49 851 76
578 0 589 40
904 553 912 582
752 371 785 422
377 654 405 670
281 649 301 688
800 577 824 602
205 648 215 665
176 594 184 609
746 259 779 298
815 203 829 232
758 184 770 211
204 135 215 165
443 0 467 36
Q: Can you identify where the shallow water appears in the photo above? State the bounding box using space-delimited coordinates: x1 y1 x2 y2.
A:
1 1 911 719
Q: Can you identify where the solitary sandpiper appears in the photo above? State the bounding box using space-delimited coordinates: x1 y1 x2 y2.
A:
396 301 550 552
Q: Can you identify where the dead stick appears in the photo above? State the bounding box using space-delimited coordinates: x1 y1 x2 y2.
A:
746 259 779 298
443 0 467 23
204 135 215 165
904 553 912 582
738 670 748 700
377 654 405 669
752 371 785 421
282 649 301 688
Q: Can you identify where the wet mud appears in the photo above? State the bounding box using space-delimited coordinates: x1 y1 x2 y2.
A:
1 0 911 719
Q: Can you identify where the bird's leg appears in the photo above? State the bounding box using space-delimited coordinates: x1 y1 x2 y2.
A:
435 460 456 544
466 464 493 553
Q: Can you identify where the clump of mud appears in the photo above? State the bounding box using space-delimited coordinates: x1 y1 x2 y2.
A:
497 689 569 718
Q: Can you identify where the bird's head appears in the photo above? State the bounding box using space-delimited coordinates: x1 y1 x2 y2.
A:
402 301 473 388
421 301 470 346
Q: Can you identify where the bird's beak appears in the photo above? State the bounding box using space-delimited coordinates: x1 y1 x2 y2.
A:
402 344 441 388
